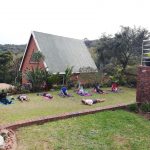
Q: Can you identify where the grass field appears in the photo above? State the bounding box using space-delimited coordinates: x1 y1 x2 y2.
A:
0 87 136 125
16 110 150 150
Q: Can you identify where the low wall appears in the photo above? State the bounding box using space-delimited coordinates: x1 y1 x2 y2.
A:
0 104 128 130
136 66 150 103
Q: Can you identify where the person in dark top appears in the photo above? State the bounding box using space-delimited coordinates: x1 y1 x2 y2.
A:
0 90 7 98
0 90 12 105
94 84 104 94
61 86 68 96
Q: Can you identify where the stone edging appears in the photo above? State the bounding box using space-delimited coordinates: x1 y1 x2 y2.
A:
0 129 17 150
0 103 131 130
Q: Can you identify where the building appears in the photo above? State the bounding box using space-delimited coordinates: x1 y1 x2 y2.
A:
19 31 97 84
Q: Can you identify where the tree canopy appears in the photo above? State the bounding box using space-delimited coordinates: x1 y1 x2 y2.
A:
0 51 13 82
93 26 150 71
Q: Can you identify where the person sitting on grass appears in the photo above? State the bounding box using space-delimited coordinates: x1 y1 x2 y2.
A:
77 86 92 96
78 86 84 95
81 98 105 106
17 94 29 102
111 82 118 92
60 86 69 96
0 89 12 105
93 84 104 94
59 86 73 97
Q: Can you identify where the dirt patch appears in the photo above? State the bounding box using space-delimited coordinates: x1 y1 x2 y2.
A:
113 135 128 145
138 112 150 120
0 83 14 90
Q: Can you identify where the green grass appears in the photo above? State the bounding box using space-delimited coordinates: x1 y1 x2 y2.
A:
0 87 136 125
16 110 150 150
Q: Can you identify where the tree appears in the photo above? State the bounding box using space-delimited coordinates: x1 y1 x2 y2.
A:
26 67 49 91
11 55 23 84
113 26 150 71
25 51 47 91
0 51 13 82
31 51 45 67
96 34 114 69
64 66 73 86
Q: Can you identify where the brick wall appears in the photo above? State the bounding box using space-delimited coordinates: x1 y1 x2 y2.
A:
136 66 150 103
21 35 45 84
0 104 128 130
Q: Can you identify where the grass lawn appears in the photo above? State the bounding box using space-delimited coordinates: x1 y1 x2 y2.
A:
0 87 136 125
16 110 150 150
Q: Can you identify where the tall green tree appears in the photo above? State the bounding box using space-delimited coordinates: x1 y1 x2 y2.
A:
0 51 13 82
64 66 73 86
11 55 23 83
31 51 45 66
25 51 47 91
96 34 114 69
113 26 150 71
26 67 49 91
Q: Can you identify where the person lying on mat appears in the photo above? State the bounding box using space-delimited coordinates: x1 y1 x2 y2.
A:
37 92 53 99
0 89 12 105
43 92 53 99
17 94 29 102
81 98 105 106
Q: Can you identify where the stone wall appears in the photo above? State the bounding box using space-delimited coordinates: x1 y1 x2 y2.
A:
136 66 150 103
0 104 127 130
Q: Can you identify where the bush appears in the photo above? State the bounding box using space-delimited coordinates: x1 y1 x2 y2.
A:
140 102 150 112
126 75 137 87
7 83 31 95
47 73 62 88
79 72 102 88
127 103 139 112
52 85 62 90
100 76 112 87
125 65 137 87
82 83 95 88
26 67 49 91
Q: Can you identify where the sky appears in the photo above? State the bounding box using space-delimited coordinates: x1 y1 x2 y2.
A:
0 0 150 44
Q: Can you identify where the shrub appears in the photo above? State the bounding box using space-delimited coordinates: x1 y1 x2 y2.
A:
52 85 62 90
47 73 62 88
127 102 150 113
127 103 139 112
100 76 112 87
26 67 49 91
64 66 73 86
104 65 127 86
140 102 150 112
79 72 102 88
7 83 31 95
125 65 137 87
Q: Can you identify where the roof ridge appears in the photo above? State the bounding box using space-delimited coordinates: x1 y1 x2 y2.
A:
32 31 83 42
